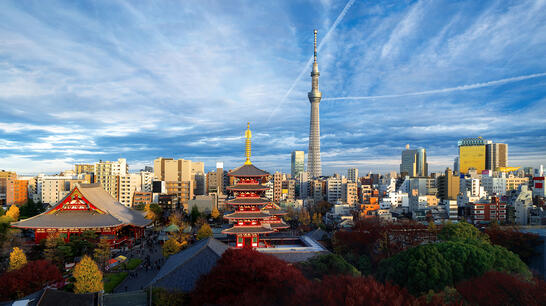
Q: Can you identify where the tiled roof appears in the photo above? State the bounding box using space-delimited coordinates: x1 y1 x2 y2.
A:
148 238 228 292
13 184 151 229
222 226 274 234
224 211 271 219
226 184 268 191
226 198 271 205
268 222 290 229
228 164 269 177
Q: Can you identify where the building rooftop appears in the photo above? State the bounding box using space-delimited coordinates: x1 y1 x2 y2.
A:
228 164 269 177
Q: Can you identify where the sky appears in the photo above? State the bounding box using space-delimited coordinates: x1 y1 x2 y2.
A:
0 0 545 175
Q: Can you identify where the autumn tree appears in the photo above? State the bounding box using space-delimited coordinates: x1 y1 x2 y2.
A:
456 271 546 306
299 208 311 227
93 238 111 271
191 248 312 306
311 275 417 306
73 255 103 294
0 260 62 301
163 237 183 257
484 225 543 264
8 247 27 271
43 233 67 268
196 223 213 240
145 204 156 220
211 207 220 220
5 205 19 221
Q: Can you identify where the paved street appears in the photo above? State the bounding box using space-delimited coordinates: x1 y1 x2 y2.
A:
113 231 165 293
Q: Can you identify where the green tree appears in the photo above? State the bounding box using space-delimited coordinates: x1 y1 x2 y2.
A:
19 199 44 219
190 206 201 225
298 254 360 279
196 223 213 240
73 255 103 293
438 221 488 243
8 247 27 271
93 239 111 271
377 240 530 295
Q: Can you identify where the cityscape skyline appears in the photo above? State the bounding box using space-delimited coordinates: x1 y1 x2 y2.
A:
1 0 546 175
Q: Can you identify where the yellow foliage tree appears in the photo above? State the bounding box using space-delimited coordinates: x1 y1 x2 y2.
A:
73 255 103 294
6 205 19 221
211 207 220 219
163 237 182 257
8 247 27 271
197 223 213 240
144 204 155 220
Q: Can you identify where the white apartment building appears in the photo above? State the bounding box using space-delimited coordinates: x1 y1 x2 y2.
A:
347 168 358 183
327 177 346 203
513 185 533 225
118 173 141 207
443 200 458 220
482 176 507 196
140 171 154 192
37 174 90 204
343 182 358 205
95 158 128 199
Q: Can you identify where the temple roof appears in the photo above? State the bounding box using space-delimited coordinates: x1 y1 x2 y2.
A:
222 226 274 234
263 208 288 215
148 237 228 292
228 164 269 177
226 184 268 191
224 211 271 219
13 183 151 229
268 222 290 229
226 198 271 205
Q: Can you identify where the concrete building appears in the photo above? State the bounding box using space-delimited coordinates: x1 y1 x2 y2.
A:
154 157 196 210
291 151 305 178
326 177 346 203
118 173 141 207
206 162 228 195
74 164 95 175
309 179 324 202
486 143 508 171
273 172 283 203
467 197 506 224
400 145 428 177
282 179 296 202
0 171 28 206
133 192 152 206
344 182 358 205
482 176 507 196
513 185 533 225
347 168 358 183
37 174 90 205
140 171 154 192
94 158 128 199
437 168 460 201
533 177 546 198
307 30 322 178
458 137 490 174
443 200 458 220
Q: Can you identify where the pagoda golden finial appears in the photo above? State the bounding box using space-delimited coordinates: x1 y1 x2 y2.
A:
244 122 252 165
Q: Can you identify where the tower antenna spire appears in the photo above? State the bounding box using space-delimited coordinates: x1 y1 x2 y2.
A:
313 29 318 62
244 122 252 165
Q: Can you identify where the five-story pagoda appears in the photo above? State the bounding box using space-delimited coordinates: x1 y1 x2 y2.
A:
222 123 288 248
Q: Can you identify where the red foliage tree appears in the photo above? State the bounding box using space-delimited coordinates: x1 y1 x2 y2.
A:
190 248 312 306
456 271 546 306
0 260 62 301
311 275 417 306
484 225 542 264
333 219 434 264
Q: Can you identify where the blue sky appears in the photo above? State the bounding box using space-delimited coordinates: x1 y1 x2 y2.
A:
1 0 545 175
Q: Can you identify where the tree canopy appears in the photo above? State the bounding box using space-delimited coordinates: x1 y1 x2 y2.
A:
73 255 103 294
8 247 27 271
196 223 213 240
376 240 530 295
298 254 360 279
438 221 488 243
0 260 62 301
5 205 19 221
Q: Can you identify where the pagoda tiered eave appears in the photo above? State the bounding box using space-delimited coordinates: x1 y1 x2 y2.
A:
222 226 275 235
226 198 271 205
227 185 269 191
224 211 272 219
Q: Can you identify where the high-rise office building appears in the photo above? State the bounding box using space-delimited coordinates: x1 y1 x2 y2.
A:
400 145 428 177
437 168 460 201
291 151 305 178
486 143 508 171
458 137 490 174
348 168 358 183
307 30 322 178
94 158 128 199
153 157 196 210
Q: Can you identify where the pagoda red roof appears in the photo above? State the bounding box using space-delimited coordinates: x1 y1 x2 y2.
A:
222 226 275 235
224 211 271 219
226 184 268 191
228 164 269 177
226 198 271 205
